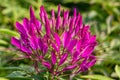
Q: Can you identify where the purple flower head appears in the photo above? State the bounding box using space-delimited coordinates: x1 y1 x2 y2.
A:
11 4 97 77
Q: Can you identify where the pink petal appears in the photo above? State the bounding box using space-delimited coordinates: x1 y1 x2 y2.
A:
36 20 42 32
43 44 48 54
62 31 71 48
75 13 82 34
51 51 57 65
11 37 21 48
11 37 31 54
63 64 77 71
30 6 36 23
38 38 48 54
69 18 74 32
45 17 51 35
16 22 27 36
30 35 39 50
62 10 69 27
68 39 77 52
89 35 96 43
29 23 35 36
81 25 90 37
87 59 96 67
20 34 28 44
79 64 88 72
73 51 79 60
71 51 81 64
58 53 68 66
58 4 61 16
51 9 55 27
73 8 77 17
38 38 44 51
81 45 95 57
51 9 55 17
76 40 82 51
21 46 31 54
51 42 59 52
42 61 51 69
56 16 61 30
54 33 61 47
23 18 29 32
40 6 45 23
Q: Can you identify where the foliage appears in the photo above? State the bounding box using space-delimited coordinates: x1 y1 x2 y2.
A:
0 0 120 80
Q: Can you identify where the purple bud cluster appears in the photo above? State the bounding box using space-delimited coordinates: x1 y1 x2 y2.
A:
11 5 97 76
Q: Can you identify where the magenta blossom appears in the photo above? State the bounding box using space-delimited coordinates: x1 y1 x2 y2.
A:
11 4 97 78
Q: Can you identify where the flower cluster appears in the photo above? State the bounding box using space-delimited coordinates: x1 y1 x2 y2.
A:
11 5 97 77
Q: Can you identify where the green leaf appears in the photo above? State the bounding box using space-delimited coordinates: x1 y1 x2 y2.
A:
6 71 32 80
19 65 35 73
0 40 8 45
0 77 9 80
6 77 32 80
80 75 113 80
0 67 23 71
0 29 19 37
7 71 26 77
115 65 120 78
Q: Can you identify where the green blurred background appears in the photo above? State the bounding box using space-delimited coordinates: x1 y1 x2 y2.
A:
0 0 120 80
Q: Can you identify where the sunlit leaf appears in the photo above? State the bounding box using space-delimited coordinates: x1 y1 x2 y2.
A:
7 71 26 77
115 65 120 78
6 71 32 80
0 77 9 80
0 40 8 45
81 75 113 80
0 29 19 37
0 67 23 71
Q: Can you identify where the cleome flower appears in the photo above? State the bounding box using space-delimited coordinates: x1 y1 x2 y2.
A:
11 4 97 77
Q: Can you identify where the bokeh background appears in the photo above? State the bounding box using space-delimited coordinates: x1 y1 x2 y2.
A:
0 0 120 80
